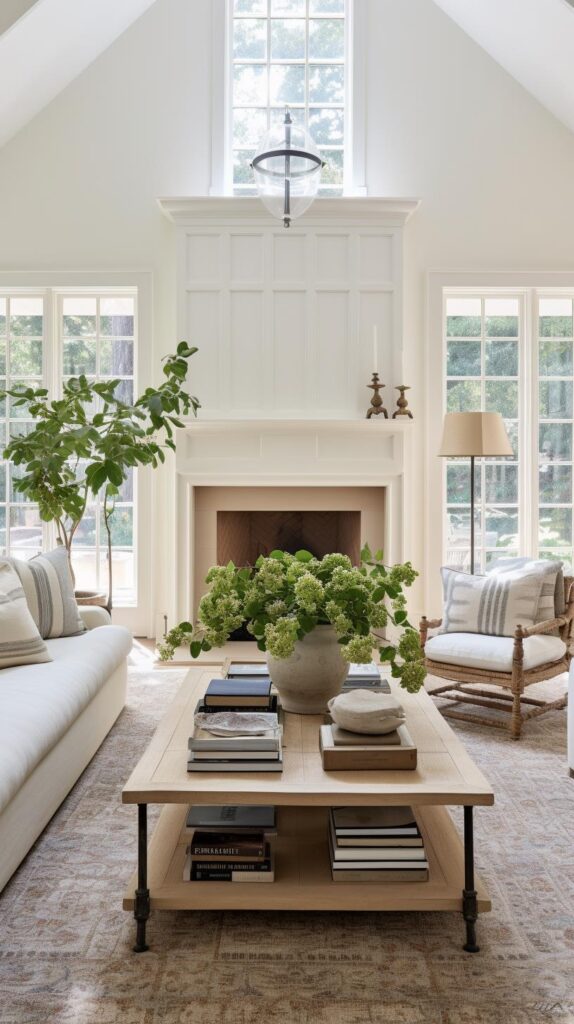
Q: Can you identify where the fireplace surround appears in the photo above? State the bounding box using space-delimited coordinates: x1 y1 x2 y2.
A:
174 419 412 625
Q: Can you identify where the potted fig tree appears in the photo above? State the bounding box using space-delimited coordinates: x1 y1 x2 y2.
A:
0 343 199 610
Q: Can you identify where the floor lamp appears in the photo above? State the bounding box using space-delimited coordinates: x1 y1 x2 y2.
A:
439 411 513 575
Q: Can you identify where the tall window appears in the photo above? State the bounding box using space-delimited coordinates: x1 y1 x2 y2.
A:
59 294 136 604
230 0 346 195
0 288 137 605
538 297 573 563
443 290 574 571
0 296 44 559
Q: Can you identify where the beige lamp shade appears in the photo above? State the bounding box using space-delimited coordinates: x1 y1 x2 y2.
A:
438 412 513 457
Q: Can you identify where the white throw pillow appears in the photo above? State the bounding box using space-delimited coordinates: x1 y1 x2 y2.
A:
4 547 86 639
0 563 52 668
486 556 565 621
441 566 544 637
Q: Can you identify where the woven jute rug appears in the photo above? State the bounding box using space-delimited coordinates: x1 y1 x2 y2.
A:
1 661 573 1024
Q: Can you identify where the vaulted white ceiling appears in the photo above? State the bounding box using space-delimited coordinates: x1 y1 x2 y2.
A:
1 0 573 153
0 0 157 149
432 0 574 135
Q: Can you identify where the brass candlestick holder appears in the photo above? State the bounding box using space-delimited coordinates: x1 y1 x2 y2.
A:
366 373 388 418
392 385 413 419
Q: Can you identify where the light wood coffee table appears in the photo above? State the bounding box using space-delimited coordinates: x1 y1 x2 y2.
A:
123 660 494 953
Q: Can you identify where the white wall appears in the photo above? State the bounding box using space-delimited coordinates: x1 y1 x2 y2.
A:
0 1 37 36
365 0 574 614
1 0 574 630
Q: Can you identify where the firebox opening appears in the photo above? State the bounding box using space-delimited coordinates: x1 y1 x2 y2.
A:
217 510 362 567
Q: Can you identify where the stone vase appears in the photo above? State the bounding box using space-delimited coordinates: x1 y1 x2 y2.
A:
266 624 349 714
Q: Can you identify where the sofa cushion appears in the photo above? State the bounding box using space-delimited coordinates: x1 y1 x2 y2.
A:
441 566 544 637
0 563 52 669
425 632 567 673
6 547 86 639
0 625 132 815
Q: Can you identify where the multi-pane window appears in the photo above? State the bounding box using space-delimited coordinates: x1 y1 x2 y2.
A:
443 290 574 571
0 290 137 603
444 296 520 572
231 0 346 194
0 296 44 559
538 297 573 563
60 295 136 603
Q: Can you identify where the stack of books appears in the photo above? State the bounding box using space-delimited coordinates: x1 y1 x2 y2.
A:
319 722 417 770
329 806 429 882
188 677 282 772
182 804 276 882
343 662 390 692
188 712 282 771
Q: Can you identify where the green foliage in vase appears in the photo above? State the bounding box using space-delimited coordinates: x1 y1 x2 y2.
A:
0 343 200 606
158 545 426 694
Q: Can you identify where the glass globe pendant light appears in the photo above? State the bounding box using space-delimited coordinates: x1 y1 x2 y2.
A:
251 108 325 228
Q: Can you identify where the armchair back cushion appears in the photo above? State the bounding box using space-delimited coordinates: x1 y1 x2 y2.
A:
441 566 544 637
486 557 565 620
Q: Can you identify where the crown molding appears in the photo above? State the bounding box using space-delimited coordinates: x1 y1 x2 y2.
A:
157 196 421 228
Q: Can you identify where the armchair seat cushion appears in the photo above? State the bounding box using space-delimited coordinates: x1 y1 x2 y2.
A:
425 632 567 673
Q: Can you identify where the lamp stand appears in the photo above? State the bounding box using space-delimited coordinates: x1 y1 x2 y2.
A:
470 454 475 576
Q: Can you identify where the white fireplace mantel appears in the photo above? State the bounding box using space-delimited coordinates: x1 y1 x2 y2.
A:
174 417 414 622
176 417 412 485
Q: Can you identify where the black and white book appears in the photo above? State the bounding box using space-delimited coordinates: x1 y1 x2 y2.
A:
204 678 273 708
188 749 281 762
328 834 428 880
329 819 426 861
346 662 381 680
187 751 284 773
331 806 420 837
226 663 271 678
183 848 275 882
185 804 276 834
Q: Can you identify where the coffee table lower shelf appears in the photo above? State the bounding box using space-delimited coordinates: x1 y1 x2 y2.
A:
123 803 490 914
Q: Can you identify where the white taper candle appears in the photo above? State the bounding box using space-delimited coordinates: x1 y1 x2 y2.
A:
373 325 378 374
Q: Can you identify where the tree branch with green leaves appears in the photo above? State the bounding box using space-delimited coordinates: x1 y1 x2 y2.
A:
1 342 200 607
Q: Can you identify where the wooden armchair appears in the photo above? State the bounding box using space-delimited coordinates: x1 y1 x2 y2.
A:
420 576 574 739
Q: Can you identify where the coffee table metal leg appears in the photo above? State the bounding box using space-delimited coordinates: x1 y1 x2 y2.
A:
462 805 479 953
133 803 150 953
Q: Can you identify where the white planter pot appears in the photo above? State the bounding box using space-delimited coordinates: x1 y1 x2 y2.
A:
266 624 349 714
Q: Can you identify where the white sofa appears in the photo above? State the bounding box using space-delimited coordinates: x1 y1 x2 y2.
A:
0 607 132 891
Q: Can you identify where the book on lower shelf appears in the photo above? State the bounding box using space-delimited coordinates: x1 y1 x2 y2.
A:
182 831 276 882
184 804 277 836
329 806 429 882
319 723 417 770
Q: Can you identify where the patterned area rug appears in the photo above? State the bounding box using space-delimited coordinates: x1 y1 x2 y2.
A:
1 661 573 1024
